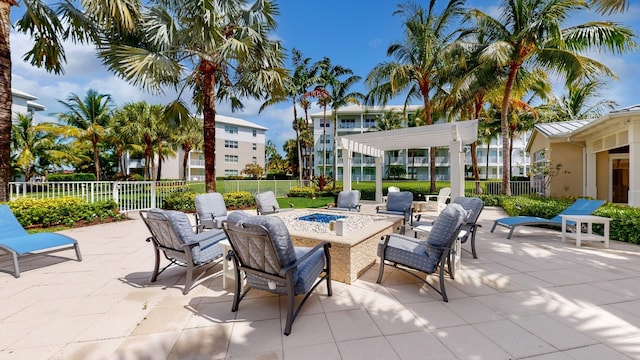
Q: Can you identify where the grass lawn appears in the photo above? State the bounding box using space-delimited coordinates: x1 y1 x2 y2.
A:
278 197 334 209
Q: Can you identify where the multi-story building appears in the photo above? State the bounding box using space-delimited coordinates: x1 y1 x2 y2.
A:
310 104 530 181
11 88 46 118
128 115 268 180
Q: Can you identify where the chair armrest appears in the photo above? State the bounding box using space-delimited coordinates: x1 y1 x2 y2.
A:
354 204 362 212
279 241 331 276
424 195 438 201
289 203 294 208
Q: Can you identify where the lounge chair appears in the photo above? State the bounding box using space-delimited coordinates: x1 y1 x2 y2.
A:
222 211 332 335
377 203 467 302
140 208 226 294
254 191 294 215
491 198 606 239
376 191 414 225
194 192 228 231
423 187 451 214
326 190 361 211
0 204 82 277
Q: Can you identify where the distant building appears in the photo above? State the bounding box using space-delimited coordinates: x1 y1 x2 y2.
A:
127 115 268 180
11 88 46 118
310 104 530 181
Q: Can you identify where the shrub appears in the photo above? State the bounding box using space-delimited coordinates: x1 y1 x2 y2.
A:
288 187 315 198
223 191 254 208
163 191 197 211
48 173 97 182
6 197 125 228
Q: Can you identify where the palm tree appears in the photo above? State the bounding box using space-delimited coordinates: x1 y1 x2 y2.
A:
316 57 364 189
97 0 286 192
172 116 203 181
0 0 136 200
590 0 628 14
55 89 114 181
539 79 618 122
366 0 466 192
10 113 56 181
466 0 637 195
261 49 320 182
371 110 404 178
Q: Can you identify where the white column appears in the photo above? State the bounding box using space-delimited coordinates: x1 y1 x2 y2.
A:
449 125 465 199
585 143 597 198
628 122 640 206
375 156 383 202
343 150 352 191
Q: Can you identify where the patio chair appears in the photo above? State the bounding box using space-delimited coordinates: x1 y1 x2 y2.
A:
0 204 82 277
140 208 226 295
254 191 294 215
377 203 468 302
194 192 228 232
410 196 485 259
326 190 362 211
222 211 332 335
491 198 606 239
376 191 414 225
423 187 451 214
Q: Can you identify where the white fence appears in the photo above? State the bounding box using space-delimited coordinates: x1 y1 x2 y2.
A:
8 179 537 212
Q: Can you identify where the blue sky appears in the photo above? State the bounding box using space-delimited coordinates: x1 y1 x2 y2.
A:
10 1 640 155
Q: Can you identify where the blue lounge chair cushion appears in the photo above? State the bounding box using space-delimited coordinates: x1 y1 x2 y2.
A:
195 192 228 229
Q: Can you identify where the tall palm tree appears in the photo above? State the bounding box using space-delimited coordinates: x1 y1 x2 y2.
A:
0 0 136 200
172 116 203 181
371 110 404 178
466 0 637 195
55 89 114 181
316 58 364 189
366 0 466 192
97 0 286 192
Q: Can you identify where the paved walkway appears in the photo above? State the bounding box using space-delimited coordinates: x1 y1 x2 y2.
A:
1 203 640 359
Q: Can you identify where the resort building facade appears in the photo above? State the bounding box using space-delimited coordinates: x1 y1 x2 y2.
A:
310 105 530 182
528 104 640 206
11 88 46 118
127 115 268 180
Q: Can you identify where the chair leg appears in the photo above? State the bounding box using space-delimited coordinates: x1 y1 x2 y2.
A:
439 263 448 302
490 221 498 233
231 260 242 312
507 227 515 239
376 257 385 284
470 230 478 259
150 248 161 282
74 243 83 262
284 290 295 336
183 264 194 295
11 252 20 278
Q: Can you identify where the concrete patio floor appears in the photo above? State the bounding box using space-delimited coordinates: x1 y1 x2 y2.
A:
1 203 640 360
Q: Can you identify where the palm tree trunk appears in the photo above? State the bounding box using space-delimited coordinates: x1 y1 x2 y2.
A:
500 64 519 196
0 1 14 202
182 144 191 181
92 141 101 181
332 110 337 190
156 138 163 181
322 106 327 178
200 60 217 192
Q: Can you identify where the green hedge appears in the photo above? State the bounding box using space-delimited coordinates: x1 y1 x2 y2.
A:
5 197 125 228
48 173 97 181
163 191 256 212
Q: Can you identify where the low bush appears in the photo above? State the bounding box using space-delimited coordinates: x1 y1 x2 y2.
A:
288 187 315 198
6 197 125 228
163 191 256 211
223 191 255 209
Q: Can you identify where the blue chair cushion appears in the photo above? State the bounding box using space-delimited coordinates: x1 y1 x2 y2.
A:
195 193 228 229
337 190 360 209
424 203 467 263
377 235 437 273
385 192 413 213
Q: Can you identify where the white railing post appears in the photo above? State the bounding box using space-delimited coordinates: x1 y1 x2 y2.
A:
151 181 157 208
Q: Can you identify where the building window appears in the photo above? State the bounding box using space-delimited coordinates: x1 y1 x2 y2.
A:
225 169 239 176
253 129 257 137
339 118 356 129
252 143 257 150
363 118 377 128
252 156 257 164
225 125 238 134
320 119 330 127
224 155 239 163
225 140 238 148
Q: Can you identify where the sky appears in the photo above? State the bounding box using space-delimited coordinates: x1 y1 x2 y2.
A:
9 1 640 155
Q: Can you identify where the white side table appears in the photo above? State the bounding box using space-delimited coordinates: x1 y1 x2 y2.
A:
560 215 611 248
220 239 236 290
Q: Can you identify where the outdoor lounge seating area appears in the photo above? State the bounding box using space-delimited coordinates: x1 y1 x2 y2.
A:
1 202 640 359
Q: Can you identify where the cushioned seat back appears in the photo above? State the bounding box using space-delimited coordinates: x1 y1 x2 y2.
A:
386 191 413 212
0 205 28 238
255 191 280 213
226 211 298 287
451 197 484 224
337 190 360 208
424 203 467 263
143 209 191 262
195 193 227 218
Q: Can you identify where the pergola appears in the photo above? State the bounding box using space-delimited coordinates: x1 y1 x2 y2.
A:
338 120 479 202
